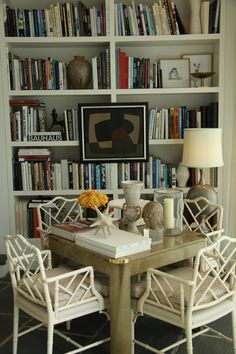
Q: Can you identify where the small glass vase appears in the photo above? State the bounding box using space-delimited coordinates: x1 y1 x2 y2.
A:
154 189 183 236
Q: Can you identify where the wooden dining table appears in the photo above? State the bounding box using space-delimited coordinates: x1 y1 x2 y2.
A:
49 230 206 354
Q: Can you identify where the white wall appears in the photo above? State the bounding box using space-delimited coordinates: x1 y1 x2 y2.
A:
222 0 236 234
0 48 11 253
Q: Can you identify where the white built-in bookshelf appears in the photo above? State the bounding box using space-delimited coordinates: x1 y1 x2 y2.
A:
0 0 225 238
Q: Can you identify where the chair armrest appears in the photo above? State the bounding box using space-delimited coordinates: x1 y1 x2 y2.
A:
147 268 194 287
46 266 105 313
137 267 195 317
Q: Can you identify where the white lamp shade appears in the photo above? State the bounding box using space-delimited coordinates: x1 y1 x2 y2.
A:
182 128 224 168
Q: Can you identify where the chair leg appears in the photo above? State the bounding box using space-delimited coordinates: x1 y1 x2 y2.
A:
13 305 19 354
185 324 193 354
131 310 135 354
232 310 236 354
47 322 54 354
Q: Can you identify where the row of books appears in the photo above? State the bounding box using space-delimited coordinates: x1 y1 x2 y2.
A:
92 49 110 89
117 157 177 189
13 149 112 191
8 50 111 91
10 100 78 142
115 1 185 36
4 1 109 37
116 49 163 89
148 102 218 140
8 52 68 91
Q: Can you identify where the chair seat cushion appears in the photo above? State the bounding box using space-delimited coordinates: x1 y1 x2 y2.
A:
132 267 230 309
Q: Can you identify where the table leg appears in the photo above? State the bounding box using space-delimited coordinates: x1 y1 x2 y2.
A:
109 261 132 354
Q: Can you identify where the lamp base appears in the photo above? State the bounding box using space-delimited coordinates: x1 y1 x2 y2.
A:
186 183 217 204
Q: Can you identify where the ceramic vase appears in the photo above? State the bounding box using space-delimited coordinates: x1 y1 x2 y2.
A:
189 0 201 34
67 56 92 89
176 163 190 188
122 180 143 234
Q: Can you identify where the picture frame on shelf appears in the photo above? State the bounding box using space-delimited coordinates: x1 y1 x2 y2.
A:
160 59 190 88
78 102 149 163
182 53 213 87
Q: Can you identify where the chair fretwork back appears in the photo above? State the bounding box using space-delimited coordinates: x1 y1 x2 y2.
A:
141 237 236 321
193 236 236 308
5 234 50 307
183 197 223 241
5 234 102 317
37 196 82 248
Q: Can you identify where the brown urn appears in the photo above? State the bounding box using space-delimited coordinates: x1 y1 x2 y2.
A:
67 56 92 89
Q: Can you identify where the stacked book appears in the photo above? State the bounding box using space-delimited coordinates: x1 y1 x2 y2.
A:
10 99 47 142
75 228 151 258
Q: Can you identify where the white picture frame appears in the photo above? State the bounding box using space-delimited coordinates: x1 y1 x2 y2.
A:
160 59 190 88
182 53 213 87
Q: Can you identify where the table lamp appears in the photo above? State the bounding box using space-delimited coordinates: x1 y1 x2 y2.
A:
181 128 224 203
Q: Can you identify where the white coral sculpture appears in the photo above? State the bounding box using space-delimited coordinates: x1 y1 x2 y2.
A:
90 205 119 238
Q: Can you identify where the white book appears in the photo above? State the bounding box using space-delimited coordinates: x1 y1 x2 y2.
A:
105 0 110 35
90 7 96 36
72 162 79 190
18 148 50 156
75 228 151 258
15 111 21 141
92 57 98 89
22 106 28 142
201 1 210 34
131 1 139 36
55 162 62 190
61 159 69 189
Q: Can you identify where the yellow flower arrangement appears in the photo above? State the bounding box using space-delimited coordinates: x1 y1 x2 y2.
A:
77 189 108 209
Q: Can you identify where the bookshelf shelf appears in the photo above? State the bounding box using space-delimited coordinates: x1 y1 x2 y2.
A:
0 0 225 237
10 89 112 96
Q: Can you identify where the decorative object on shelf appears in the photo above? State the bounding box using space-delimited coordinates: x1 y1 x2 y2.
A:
49 108 65 137
122 180 144 235
159 59 190 88
142 201 163 244
67 56 92 89
183 53 213 87
176 163 190 187
190 71 216 87
90 206 119 238
181 128 224 204
77 189 109 218
189 0 201 34
154 189 183 236
78 102 149 163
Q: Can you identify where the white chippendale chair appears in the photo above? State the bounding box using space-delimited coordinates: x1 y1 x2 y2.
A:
183 196 224 242
5 234 110 354
37 196 83 249
132 235 236 354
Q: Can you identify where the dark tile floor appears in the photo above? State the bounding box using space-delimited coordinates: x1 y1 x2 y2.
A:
0 273 234 354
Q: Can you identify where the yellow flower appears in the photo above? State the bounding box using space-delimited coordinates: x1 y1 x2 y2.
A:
77 189 108 209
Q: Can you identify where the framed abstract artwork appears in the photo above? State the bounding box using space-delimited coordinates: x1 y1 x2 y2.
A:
78 102 149 162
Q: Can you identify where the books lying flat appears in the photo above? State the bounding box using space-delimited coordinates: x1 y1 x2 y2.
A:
51 221 93 241
75 229 151 258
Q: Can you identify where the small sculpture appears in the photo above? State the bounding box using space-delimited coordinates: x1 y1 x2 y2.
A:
49 108 65 138
90 205 119 238
142 201 164 244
